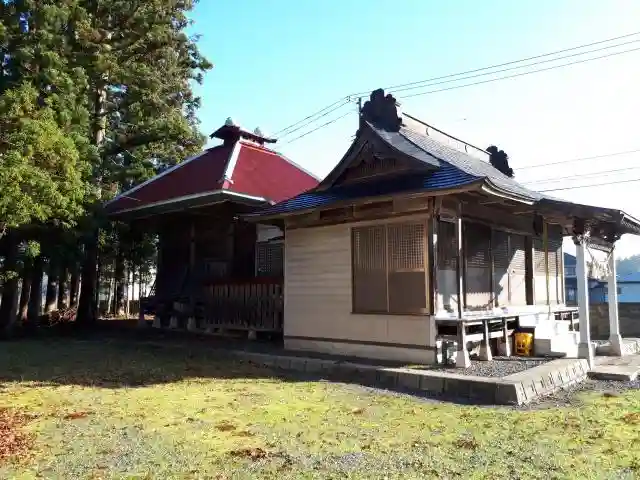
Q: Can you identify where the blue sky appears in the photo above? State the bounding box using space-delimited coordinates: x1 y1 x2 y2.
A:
188 0 640 257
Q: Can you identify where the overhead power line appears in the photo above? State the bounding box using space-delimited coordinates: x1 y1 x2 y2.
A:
389 38 640 95
272 31 640 144
525 166 640 185
539 177 640 192
518 147 640 170
351 30 640 96
398 46 640 99
279 109 354 146
277 100 352 140
274 98 352 137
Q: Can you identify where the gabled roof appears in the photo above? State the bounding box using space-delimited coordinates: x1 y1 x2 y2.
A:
248 115 536 219
246 88 640 240
105 122 319 218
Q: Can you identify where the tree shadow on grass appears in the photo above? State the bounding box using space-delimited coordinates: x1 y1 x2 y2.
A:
0 322 502 407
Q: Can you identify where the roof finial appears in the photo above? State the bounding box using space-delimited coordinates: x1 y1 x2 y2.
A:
225 117 237 127
361 88 402 132
486 145 514 178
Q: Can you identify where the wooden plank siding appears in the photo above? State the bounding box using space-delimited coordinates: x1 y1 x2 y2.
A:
284 223 436 364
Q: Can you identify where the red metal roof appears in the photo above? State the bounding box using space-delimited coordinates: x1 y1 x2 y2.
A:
106 145 232 214
106 139 318 216
224 142 318 203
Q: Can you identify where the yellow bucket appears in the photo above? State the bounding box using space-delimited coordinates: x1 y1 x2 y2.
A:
514 332 534 357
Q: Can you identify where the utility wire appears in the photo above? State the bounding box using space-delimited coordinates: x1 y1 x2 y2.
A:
272 32 640 143
398 46 640 99
539 177 640 192
525 166 640 185
389 38 640 95
277 100 352 139
274 98 352 137
351 30 640 96
279 110 354 146
518 148 640 170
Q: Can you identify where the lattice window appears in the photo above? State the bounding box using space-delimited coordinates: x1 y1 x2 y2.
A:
492 231 510 270
533 238 546 274
352 225 387 312
352 221 428 314
438 220 457 269
492 230 510 307
388 223 427 312
509 234 527 273
256 242 284 277
463 222 492 309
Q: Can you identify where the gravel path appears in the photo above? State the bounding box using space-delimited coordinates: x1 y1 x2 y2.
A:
414 356 552 378
520 376 640 409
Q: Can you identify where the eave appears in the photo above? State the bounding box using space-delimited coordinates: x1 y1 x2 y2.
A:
108 189 270 221
244 179 485 223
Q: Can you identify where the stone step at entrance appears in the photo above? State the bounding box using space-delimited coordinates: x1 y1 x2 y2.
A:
595 338 640 356
588 353 640 381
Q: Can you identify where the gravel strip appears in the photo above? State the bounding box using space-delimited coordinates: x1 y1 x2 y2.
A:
521 376 640 410
412 356 553 377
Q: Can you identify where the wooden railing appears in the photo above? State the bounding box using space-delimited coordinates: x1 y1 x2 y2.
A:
200 278 284 332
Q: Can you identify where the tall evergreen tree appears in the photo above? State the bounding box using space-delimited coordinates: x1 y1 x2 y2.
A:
69 0 211 323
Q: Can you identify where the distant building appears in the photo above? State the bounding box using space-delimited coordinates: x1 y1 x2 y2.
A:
563 253 603 304
591 272 640 304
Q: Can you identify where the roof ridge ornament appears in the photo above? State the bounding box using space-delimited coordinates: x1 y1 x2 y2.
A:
486 145 514 178
361 88 402 132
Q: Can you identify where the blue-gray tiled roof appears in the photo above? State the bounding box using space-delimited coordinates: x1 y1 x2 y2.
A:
252 120 542 218
254 161 481 216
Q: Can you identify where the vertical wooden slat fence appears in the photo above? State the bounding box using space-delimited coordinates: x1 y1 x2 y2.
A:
201 278 283 332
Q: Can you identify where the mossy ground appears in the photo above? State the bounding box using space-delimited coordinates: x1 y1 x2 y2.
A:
0 338 638 479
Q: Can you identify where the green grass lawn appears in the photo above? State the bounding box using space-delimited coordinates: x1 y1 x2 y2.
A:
0 338 639 479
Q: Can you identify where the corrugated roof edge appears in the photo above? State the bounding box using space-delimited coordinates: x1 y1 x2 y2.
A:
244 176 485 221
104 147 218 207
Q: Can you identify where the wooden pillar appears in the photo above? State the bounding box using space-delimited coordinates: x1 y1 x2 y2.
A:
607 247 623 355
502 318 512 356
543 221 550 306
429 202 439 315
576 238 594 366
478 318 493 361
454 210 470 367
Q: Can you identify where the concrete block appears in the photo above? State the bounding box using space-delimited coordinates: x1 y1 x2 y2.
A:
304 358 325 373
467 379 499 402
397 371 421 390
418 374 444 394
275 356 292 370
443 377 471 398
376 369 399 388
495 382 524 405
288 357 307 372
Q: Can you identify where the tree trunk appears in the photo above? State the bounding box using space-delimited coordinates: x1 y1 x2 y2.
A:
18 259 32 324
44 258 59 314
57 265 69 309
114 249 125 316
28 256 45 324
77 236 98 325
0 233 19 332
106 274 114 316
69 266 80 306
123 265 129 318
